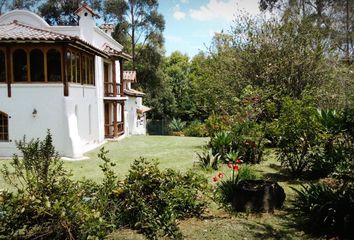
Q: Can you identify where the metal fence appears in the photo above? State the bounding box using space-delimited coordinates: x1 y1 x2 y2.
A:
146 119 170 135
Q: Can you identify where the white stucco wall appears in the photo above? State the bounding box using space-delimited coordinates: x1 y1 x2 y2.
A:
0 84 68 157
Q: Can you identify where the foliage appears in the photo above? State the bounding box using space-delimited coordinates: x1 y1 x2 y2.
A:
0 131 111 239
168 118 186 132
183 120 208 137
104 0 165 65
209 131 233 161
39 0 103 25
213 162 259 212
291 183 354 238
205 114 231 137
113 158 208 240
196 148 220 170
276 97 322 177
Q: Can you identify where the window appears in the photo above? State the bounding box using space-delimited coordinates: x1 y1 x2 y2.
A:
13 49 27 82
0 111 8 142
0 50 6 83
47 49 62 82
30 49 44 82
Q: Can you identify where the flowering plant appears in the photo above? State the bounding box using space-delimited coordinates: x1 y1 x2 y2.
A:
213 159 258 212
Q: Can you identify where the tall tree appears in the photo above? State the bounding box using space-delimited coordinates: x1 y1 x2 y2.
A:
39 0 103 26
1 0 37 13
104 0 165 67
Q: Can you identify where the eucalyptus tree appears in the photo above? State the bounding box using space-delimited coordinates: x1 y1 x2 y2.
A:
104 0 165 67
39 0 103 26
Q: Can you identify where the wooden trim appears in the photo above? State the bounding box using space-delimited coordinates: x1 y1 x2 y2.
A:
62 46 69 96
119 59 124 96
112 59 117 96
113 102 118 137
43 48 48 82
6 47 11 97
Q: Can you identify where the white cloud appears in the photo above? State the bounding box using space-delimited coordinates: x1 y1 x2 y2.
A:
173 4 186 20
189 0 260 22
180 0 188 3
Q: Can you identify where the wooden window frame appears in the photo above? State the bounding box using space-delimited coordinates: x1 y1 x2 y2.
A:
10 46 63 83
0 111 9 142
46 48 63 82
0 47 7 83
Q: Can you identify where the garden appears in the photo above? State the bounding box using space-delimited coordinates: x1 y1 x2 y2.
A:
1 96 353 239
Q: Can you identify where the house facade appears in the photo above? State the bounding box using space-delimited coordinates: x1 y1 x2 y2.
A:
0 5 149 159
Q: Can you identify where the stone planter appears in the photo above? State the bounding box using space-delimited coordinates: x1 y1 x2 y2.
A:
231 180 286 213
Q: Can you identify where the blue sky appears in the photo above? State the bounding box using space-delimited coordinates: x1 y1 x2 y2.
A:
158 0 261 57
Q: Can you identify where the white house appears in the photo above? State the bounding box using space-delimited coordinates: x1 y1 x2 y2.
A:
0 4 150 159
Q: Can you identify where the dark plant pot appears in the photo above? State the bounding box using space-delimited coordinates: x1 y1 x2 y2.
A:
231 180 286 213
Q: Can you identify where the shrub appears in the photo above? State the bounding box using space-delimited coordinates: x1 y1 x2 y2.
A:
183 120 208 137
209 131 233 161
213 161 259 212
276 97 322 177
168 118 186 133
232 121 266 164
113 158 208 239
205 114 231 137
196 148 220 170
0 131 111 239
291 183 354 238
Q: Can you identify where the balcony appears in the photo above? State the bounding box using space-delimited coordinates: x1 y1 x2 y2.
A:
104 82 121 97
104 122 124 138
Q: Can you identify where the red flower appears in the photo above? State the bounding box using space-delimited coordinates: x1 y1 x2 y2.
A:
218 172 224 179
236 159 242 164
212 176 219 182
227 163 232 169
233 164 239 172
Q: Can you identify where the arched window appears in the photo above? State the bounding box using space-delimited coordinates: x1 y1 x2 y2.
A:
0 50 6 82
30 49 44 82
0 111 8 142
13 49 27 82
47 49 62 82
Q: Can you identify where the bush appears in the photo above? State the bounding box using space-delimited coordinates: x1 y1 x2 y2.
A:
276 97 322 177
168 118 186 133
291 183 354 238
213 162 259 212
183 120 208 137
112 158 208 239
205 114 231 137
0 131 111 239
196 148 220 170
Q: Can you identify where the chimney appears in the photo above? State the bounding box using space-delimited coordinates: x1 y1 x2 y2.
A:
99 23 114 36
74 3 100 43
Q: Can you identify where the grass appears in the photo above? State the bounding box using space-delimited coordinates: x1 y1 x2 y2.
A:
0 135 319 239
0 135 208 189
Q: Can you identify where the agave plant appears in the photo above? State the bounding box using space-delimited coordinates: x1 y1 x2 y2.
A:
169 118 186 132
209 131 233 161
196 149 220 170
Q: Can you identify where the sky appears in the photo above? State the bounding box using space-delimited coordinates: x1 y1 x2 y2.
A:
158 0 262 57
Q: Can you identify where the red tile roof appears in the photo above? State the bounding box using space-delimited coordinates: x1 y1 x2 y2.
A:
102 43 132 60
0 21 109 58
0 21 73 41
123 71 136 82
124 88 145 97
